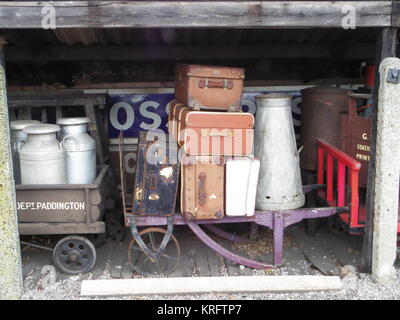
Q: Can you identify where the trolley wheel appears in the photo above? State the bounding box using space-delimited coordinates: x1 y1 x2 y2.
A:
328 216 346 234
87 232 106 248
106 220 125 242
128 227 180 277
53 236 96 275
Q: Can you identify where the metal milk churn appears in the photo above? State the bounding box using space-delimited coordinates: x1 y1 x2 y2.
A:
10 120 41 184
254 94 305 210
57 117 96 184
19 124 66 184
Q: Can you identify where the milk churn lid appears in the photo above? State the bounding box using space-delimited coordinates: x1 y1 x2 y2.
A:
57 117 90 126
10 120 41 130
255 93 292 100
255 94 292 107
23 124 61 135
300 85 348 95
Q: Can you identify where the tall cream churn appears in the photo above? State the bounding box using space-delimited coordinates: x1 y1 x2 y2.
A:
57 117 96 184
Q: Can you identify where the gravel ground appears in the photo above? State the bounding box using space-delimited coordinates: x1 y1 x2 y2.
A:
21 263 400 300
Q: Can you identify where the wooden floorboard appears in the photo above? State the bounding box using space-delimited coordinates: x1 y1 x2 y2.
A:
168 226 196 278
289 226 341 276
193 244 211 277
19 221 365 284
314 226 362 267
207 250 221 277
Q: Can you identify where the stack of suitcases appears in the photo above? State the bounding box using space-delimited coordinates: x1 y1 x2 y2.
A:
169 64 260 220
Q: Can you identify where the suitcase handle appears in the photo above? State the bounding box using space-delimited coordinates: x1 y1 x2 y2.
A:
149 173 157 191
201 128 233 137
199 79 233 89
198 172 207 206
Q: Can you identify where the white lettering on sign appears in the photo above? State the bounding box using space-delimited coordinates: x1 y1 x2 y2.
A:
17 202 85 211
139 101 162 130
110 102 135 130
125 152 137 174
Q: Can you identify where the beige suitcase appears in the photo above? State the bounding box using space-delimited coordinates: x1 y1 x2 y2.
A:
180 155 224 220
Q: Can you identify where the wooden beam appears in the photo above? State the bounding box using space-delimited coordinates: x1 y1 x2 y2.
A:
361 27 398 273
0 1 392 29
4 43 377 62
7 92 107 108
392 1 400 27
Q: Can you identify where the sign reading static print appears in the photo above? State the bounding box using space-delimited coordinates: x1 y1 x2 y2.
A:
107 91 302 139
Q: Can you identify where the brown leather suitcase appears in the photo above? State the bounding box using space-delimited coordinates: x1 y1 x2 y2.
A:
168 99 186 141
175 64 245 111
181 155 224 220
177 107 254 156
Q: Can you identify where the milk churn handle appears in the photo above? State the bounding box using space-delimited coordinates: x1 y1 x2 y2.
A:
297 145 304 155
16 140 25 152
60 135 80 151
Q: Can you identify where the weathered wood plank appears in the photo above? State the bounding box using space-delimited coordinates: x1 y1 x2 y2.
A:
168 227 197 278
392 1 400 27
206 250 221 277
194 245 211 277
7 92 107 108
0 1 391 29
289 227 342 276
316 226 362 267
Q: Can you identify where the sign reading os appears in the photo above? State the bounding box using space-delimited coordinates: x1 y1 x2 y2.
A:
107 92 301 138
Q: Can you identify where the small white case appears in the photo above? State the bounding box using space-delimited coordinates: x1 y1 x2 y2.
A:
225 156 260 216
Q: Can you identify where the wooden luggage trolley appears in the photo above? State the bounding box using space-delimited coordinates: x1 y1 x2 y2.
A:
119 131 349 276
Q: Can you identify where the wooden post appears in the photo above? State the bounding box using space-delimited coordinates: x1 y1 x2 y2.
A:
0 43 23 299
361 28 398 273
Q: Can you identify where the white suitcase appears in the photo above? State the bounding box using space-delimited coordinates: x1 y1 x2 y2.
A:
225 157 260 216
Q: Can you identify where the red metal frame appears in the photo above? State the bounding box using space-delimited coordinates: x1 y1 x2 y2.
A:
316 138 363 232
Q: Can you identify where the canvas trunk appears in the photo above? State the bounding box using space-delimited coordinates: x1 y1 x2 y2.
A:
175 64 245 111
181 155 225 220
132 131 179 216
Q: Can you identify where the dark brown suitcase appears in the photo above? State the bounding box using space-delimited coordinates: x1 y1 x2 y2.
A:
181 155 224 220
132 131 180 216
175 64 245 111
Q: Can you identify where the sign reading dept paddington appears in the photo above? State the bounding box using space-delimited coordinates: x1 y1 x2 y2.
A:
107 92 302 138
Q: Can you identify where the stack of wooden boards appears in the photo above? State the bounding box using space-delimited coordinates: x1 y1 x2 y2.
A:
169 64 260 220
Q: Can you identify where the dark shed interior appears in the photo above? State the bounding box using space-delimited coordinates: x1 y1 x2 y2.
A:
1 28 381 88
